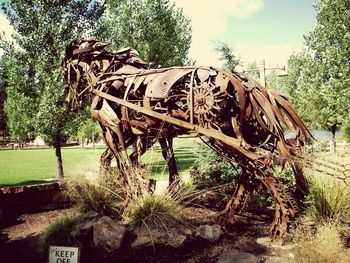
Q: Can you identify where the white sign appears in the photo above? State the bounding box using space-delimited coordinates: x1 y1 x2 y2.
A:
49 246 80 263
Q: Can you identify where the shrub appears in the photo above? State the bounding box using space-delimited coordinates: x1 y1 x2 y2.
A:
256 166 297 206
40 217 78 253
189 147 240 188
342 119 350 142
65 167 127 218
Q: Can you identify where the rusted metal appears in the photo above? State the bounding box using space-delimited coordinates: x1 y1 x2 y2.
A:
62 37 312 238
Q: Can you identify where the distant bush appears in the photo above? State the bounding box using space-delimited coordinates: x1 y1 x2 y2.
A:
189 147 240 188
342 119 350 142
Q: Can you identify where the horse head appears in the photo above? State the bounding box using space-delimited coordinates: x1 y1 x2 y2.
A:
62 37 149 112
62 37 110 111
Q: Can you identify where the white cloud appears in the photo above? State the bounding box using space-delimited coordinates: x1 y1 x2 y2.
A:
0 13 15 40
227 0 264 19
172 0 264 66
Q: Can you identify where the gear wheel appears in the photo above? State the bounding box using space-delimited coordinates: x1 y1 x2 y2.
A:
182 80 224 126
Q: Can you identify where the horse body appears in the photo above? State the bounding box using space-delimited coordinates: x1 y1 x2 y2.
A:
62 37 311 238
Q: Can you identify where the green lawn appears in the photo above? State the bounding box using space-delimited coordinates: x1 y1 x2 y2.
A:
0 136 202 187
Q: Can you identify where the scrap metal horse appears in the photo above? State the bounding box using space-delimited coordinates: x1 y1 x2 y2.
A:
62 37 311 238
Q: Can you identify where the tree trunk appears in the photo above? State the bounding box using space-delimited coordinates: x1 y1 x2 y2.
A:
330 124 337 154
55 135 64 179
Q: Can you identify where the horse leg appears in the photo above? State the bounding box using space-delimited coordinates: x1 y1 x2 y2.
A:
291 161 309 203
100 148 113 168
158 137 179 188
218 170 260 225
259 172 298 239
129 136 157 193
166 137 179 185
129 136 148 167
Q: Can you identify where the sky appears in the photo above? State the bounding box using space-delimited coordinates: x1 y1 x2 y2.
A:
172 0 317 70
0 0 317 71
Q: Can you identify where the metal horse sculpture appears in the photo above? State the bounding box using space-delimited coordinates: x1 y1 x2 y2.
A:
62 37 311 238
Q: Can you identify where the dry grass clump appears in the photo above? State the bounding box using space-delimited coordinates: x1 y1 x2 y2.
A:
307 175 350 223
128 183 199 230
129 193 184 230
65 166 127 218
304 152 350 223
293 222 350 263
291 151 350 262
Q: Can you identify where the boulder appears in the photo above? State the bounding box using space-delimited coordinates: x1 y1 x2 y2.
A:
195 224 223 242
131 226 192 249
216 249 260 263
93 216 127 253
70 212 128 253
70 211 100 246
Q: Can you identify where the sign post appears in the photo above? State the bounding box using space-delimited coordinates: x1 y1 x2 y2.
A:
49 246 80 263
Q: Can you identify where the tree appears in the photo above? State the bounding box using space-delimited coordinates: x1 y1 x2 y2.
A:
280 52 316 126
77 118 101 148
95 0 192 67
1 0 104 177
215 41 240 72
265 70 279 89
0 56 9 140
283 0 350 152
1 50 38 144
244 61 260 80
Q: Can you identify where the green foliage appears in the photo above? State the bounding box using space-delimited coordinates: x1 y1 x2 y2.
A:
77 118 100 142
96 0 192 67
1 51 38 141
282 0 350 133
265 70 279 89
244 61 260 80
275 166 296 190
215 41 240 72
40 216 78 253
1 0 104 176
65 168 127 218
189 147 240 188
0 57 8 138
341 118 350 142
